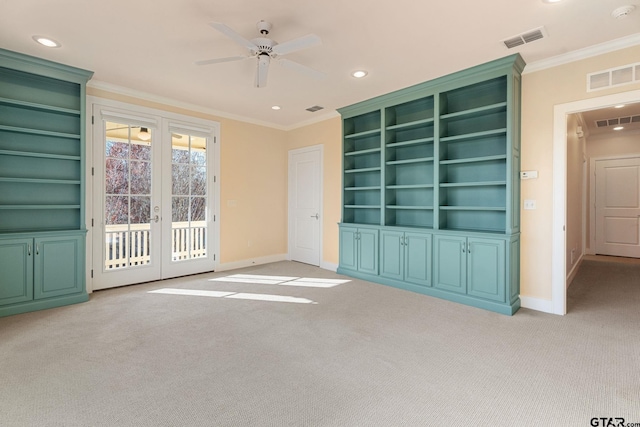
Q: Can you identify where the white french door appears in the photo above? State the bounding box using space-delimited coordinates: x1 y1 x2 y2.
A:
91 103 219 290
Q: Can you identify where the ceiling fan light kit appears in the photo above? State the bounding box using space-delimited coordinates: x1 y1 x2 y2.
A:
197 20 323 88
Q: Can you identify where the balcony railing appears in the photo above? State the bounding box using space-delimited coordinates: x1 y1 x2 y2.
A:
104 221 206 269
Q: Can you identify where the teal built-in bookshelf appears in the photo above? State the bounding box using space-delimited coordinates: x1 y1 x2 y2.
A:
0 48 93 317
338 54 524 315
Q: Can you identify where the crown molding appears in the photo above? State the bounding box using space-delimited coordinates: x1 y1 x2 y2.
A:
523 32 640 74
88 80 339 131
87 80 295 130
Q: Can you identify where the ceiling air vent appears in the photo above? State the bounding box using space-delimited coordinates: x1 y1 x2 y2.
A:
595 115 640 128
306 105 324 112
587 62 640 92
502 27 547 49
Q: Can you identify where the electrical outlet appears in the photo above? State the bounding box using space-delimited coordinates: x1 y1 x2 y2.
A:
524 199 536 210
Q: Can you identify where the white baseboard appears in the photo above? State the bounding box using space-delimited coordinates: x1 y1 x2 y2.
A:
566 254 584 288
320 261 338 272
520 295 555 314
216 254 288 272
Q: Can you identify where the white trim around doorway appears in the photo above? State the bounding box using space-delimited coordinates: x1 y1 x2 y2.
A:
552 89 640 315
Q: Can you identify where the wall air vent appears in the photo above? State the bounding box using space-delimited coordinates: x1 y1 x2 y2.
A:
587 62 640 92
502 27 547 49
306 105 324 112
595 115 640 128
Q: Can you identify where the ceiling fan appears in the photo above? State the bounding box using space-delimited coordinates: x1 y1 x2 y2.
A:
196 20 323 88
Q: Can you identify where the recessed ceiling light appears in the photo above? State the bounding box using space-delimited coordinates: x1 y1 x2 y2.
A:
542 0 563 3
613 126 624 131
614 104 625 109
32 36 61 48
271 106 281 110
352 70 368 78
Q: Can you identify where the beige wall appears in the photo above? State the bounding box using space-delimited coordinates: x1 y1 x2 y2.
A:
87 88 289 265
521 44 640 300
565 114 585 278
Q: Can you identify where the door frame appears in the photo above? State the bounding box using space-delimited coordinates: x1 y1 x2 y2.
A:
85 96 220 292
552 89 640 315
589 154 640 256
287 144 323 266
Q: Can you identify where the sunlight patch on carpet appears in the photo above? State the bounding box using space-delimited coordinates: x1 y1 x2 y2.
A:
208 274 350 288
148 288 316 304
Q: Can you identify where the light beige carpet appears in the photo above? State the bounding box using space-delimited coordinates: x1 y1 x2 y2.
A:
1 259 638 426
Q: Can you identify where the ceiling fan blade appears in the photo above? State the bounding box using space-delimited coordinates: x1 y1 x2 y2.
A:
272 34 321 56
195 56 247 66
209 22 258 52
255 55 270 88
278 58 325 80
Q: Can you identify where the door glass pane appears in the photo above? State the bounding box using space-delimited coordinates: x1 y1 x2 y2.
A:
104 121 153 270
171 133 207 261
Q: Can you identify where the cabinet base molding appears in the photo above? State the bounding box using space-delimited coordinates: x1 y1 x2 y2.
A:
337 267 520 316
0 292 88 318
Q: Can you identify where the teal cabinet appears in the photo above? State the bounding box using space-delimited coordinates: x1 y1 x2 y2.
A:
381 230 432 287
435 235 505 302
339 225 378 275
467 238 505 302
34 235 84 300
0 232 87 317
337 54 523 315
0 238 33 306
434 235 467 294
0 48 92 317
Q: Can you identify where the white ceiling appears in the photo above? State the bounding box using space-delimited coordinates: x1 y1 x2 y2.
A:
1 0 639 129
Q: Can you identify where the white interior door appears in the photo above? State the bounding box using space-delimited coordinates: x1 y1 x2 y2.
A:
595 157 640 258
91 104 219 290
288 146 322 266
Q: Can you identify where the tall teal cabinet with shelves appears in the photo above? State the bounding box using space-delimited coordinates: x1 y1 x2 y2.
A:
338 54 524 315
0 48 93 317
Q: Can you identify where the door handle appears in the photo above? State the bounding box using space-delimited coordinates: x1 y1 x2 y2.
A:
311 213 319 219
28 244 31 256
153 215 159 223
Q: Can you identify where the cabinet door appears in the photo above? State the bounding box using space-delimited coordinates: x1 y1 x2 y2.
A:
434 235 466 294
405 232 432 287
380 230 404 280
339 226 358 271
0 238 33 306
34 235 84 300
467 237 505 302
357 228 379 275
